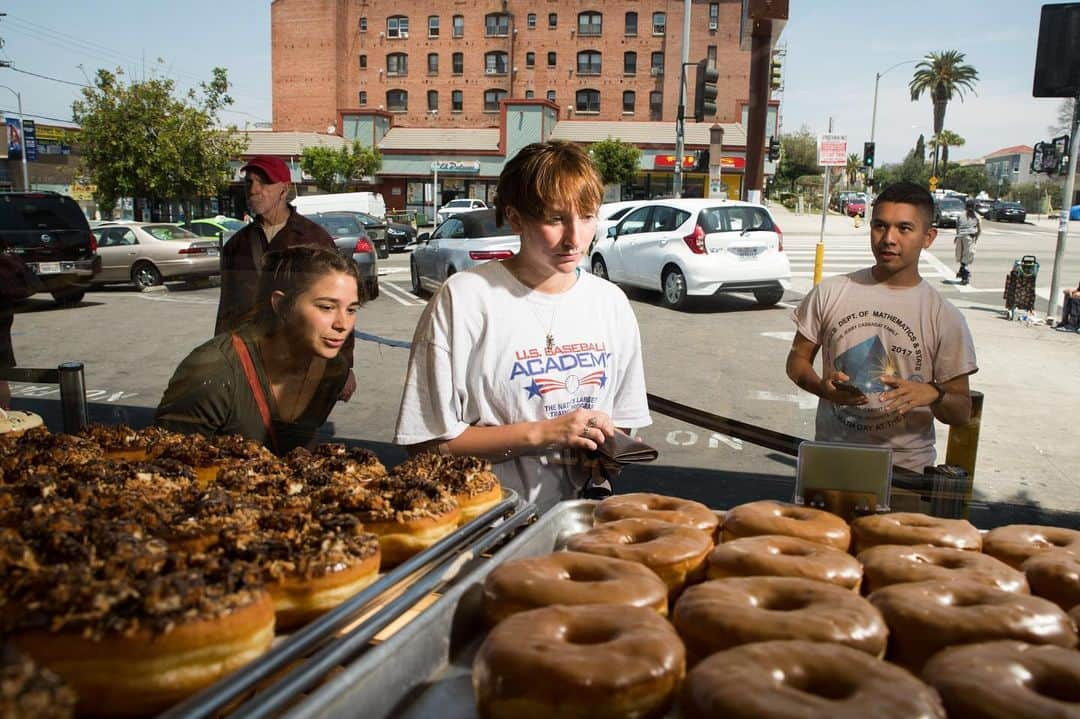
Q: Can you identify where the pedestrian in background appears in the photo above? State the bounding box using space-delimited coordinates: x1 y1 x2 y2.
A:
0 253 40 409
954 199 980 285
215 155 357 401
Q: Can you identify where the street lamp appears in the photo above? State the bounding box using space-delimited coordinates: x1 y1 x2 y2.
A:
0 85 29 190
868 59 919 193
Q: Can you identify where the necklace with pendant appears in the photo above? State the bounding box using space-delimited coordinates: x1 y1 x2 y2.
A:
527 299 561 355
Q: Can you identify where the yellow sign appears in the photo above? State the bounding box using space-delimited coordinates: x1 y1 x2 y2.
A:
68 183 96 201
35 126 76 143
928 175 938 190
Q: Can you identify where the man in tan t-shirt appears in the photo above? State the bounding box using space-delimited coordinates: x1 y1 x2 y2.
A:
786 181 978 471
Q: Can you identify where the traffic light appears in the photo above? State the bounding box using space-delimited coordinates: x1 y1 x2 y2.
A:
769 54 783 91
768 136 781 162
863 141 876 168
693 58 719 122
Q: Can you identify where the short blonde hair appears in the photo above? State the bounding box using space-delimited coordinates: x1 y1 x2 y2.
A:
494 141 604 225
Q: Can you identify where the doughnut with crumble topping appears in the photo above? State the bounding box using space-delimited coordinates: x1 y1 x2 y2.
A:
0 641 77 719
146 431 225 487
851 512 981 553
982 524 1080 570
78 423 168 462
565 517 713 597
707 534 863 591
395 453 502 523
594 493 719 538
289 442 387 479
482 551 669 625
722 500 851 551
858 544 1028 594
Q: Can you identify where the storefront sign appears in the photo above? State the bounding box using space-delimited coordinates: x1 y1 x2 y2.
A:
653 154 698 169
68 183 96 201
430 160 481 173
23 120 37 162
718 156 746 170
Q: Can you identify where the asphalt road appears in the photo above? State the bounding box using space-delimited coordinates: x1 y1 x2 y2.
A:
8 218 1079 526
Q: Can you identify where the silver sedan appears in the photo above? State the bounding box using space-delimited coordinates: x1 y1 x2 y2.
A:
409 209 518 295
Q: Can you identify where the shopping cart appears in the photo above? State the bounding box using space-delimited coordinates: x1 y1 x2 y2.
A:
1003 255 1039 320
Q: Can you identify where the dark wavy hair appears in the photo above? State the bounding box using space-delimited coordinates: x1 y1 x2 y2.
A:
253 245 362 333
873 181 935 227
494 140 604 226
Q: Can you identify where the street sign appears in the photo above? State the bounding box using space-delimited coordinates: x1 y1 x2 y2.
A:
928 176 938 191
817 133 847 166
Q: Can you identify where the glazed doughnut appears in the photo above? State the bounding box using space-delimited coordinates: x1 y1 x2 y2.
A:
707 535 863 591
922 641 1080 719
565 517 713 597
982 524 1080 570
868 579 1078 672
0 409 44 438
722 500 850 551
851 512 981 553
594 492 719 537
672 576 888 661
473 604 685 719
482 551 669 625
1023 550 1080 611
680 640 946 719
858 544 1028 594
1 641 77 719
1070 604 1080 629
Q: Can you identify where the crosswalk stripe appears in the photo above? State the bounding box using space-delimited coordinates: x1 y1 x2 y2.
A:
379 281 427 306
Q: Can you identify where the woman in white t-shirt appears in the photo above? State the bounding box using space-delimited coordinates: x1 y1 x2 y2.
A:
394 141 651 511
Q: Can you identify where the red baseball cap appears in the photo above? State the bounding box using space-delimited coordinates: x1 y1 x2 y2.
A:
240 155 292 184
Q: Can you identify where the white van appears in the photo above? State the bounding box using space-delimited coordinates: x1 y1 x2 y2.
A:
292 192 387 219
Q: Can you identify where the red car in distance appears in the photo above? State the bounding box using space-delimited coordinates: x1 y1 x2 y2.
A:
845 197 867 217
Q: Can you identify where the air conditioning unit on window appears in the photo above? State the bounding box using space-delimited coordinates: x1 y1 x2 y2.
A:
650 67 663 76
400 31 408 38
708 21 718 30
485 68 498 74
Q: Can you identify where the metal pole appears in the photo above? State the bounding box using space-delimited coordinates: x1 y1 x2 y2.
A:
1047 94 1080 322
867 72 880 203
673 0 691 198
0 86 30 190
814 117 832 286
57 361 87 433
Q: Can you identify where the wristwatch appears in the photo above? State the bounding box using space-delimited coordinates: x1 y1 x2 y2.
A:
929 381 946 406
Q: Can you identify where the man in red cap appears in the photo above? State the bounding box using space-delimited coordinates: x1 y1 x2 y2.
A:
215 155 356 400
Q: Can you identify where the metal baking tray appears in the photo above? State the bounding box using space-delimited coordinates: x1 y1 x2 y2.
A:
281 500 601 719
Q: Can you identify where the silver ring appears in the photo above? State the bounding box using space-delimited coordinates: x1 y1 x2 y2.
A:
580 427 591 438
586 417 598 428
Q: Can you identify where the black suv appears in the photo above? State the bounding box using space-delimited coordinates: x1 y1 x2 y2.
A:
0 192 100 304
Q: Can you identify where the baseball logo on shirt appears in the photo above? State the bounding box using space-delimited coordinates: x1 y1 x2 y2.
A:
510 341 611 416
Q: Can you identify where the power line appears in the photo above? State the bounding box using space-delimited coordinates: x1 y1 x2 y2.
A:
9 66 89 88
0 107 77 124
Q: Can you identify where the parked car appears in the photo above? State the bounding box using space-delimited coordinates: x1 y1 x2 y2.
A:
181 216 247 245
587 200 646 259
831 190 864 215
933 196 966 228
845 197 867 217
987 201 1027 223
0 191 101 304
974 199 994 217
383 218 417 252
410 209 517 295
590 199 789 309
89 222 220 290
435 198 487 224
347 211 389 259
307 212 379 300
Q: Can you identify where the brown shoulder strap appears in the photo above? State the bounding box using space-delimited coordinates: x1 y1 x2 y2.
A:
231 333 279 454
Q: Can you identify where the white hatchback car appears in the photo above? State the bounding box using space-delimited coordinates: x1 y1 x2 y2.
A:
589 198 789 309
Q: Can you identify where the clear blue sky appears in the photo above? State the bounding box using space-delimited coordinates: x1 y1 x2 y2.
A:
0 2 1070 165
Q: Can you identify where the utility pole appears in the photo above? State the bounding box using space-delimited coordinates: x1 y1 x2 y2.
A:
672 0 691 198
814 117 833 286
1047 95 1080 322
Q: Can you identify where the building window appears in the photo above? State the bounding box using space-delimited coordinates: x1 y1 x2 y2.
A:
649 91 662 119
707 46 717 65
650 52 664 75
387 52 408 77
527 13 536 29
525 90 535 99
547 90 556 102
547 51 557 68
578 11 602 36
452 14 464 37
452 90 463 112
358 54 367 69
709 3 720 26
485 13 509 37
358 91 367 106
452 52 463 75
427 90 438 112
427 53 439 74
485 51 509 75
484 89 507 112
359 17 368 32
625 11 637 36
387 89 407 112
575 89 600 113
548 12 558 29
577 51 601 75
387 15 409 38
623 51 636 74
652 12 666 35
622 90 635 114
428 15 439 37
526 52 535 68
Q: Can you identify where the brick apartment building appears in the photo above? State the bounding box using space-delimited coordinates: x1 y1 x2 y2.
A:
272 0 751 133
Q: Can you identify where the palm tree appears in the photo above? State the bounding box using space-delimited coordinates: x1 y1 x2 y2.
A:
928 130 966 171
909 50 978 179
845 153 862 186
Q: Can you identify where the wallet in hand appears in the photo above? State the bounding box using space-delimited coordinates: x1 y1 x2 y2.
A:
595 432 659 464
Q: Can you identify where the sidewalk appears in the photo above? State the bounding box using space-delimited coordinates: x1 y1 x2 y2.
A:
768 203 1080 514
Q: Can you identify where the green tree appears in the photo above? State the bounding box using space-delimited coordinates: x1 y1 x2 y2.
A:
845 153 862 186
909 50 978 178
72 65 247 219
300 141 383 193
1049 98 1076 135
896 134 930 185
776 126 820 191
941 164 989 197
928 129 965 171
588 137 641 188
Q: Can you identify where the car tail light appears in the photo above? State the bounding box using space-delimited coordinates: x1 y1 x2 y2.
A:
469 250 515 260
682 225 707 254
87 232 97 254
354 238 375 254
774 223 784 252
178 246 208 255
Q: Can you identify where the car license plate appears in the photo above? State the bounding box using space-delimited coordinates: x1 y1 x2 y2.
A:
729 247 762 258
37 262 62 274
207 248 219 256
